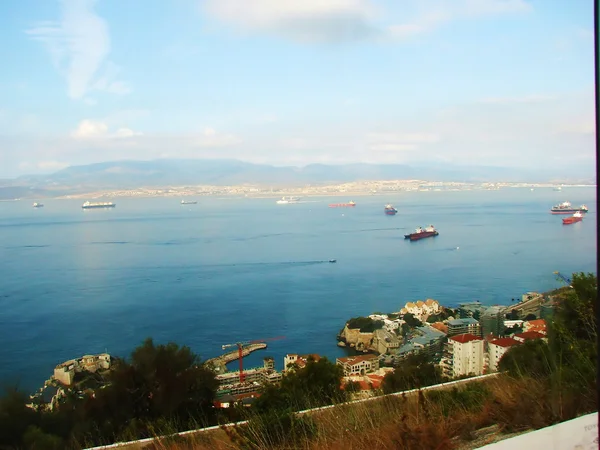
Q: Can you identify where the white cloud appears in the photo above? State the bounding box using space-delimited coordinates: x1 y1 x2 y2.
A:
71 119 141 139
477 94 557 105
366 131 439 154
26 0 129 100
114 127 143 138
196 127 242 147
203 0 532 43
368 132 440 144
203 0 378 43
387 1 531 40
19 160 69 172
71 119 109 138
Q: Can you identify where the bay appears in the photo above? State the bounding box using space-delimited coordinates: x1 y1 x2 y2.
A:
0 187 596 391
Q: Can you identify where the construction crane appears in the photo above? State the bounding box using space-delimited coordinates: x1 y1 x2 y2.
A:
553 271 572 286
221 336 285 383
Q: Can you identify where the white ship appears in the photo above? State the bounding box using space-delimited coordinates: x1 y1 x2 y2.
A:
276 196 301 204
82 201 115 209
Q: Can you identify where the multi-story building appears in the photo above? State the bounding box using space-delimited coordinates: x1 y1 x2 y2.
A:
215 357 283 398
336 354 379 376
447 318 482 337
442 333 484 378
480 306 505 338
487 337 520 372
373 329 401 354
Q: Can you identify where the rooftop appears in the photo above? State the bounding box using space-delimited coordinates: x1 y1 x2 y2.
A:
337 354 378 365
450 333 483 344
490 337 521 348
448 317 480 326
515 331 546 340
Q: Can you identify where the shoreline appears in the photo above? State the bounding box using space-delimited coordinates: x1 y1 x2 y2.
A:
4 183 596 202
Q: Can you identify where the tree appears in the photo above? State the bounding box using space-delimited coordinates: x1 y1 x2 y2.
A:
382 354 444 394
403 313 422 328
346 317 384 332
67 338 219 445
253 357 345 413
499 339 553 378
472 310 481 321
344 381 361 393
0 387 39 448
426 314 441 324
524 313 537 321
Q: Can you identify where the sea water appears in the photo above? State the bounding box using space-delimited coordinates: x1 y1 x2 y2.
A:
0 188 596 391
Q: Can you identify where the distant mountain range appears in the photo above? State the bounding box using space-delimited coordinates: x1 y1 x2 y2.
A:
0 159 594 199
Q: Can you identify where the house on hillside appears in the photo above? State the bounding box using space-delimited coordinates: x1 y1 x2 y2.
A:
523 319 547 335
336 354 379 376
513 331 547 343
283 354 322 373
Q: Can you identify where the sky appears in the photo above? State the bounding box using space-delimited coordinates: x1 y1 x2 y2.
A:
0 0 595 178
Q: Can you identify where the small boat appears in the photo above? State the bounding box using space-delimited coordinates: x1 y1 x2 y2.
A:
329 259 337 263
562 211 584 225
181 200 198 205
329 201 356 208
405 225 439 241
384 204 398 215
32 202 44 208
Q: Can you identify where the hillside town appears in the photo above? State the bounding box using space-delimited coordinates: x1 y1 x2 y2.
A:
52 180 588 201
30 288 558 412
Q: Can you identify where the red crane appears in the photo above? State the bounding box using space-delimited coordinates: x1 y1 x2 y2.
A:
221 336 285 383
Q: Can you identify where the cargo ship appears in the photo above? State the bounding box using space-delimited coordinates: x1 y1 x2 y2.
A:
405 225 438 241
32 202 44 208
329 201 356 208
181 200 198 205
82 201 115 209
384 204 398 215
550 201 588 214
562 211 584 225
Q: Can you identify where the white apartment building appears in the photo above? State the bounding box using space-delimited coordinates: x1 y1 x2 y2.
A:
487 337 520 372
442 334 484 378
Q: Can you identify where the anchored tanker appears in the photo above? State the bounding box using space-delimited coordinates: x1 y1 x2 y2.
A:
82 201 116 209
405 225 439 241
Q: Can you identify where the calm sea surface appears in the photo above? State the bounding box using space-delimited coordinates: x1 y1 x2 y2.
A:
0 188 596 391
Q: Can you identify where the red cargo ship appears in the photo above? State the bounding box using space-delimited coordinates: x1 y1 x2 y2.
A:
405 225 439 241
562 211 584 225
329 201 356 208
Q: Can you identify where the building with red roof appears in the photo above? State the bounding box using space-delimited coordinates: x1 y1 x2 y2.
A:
523 319 547 335
488 337 521 372
442 333 484 378
283 354 322 372
513 331 547 343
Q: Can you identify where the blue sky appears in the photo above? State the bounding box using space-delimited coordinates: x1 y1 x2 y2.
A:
0 0 595 177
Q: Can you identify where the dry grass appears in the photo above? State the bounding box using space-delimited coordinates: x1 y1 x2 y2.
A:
133 372 596 450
